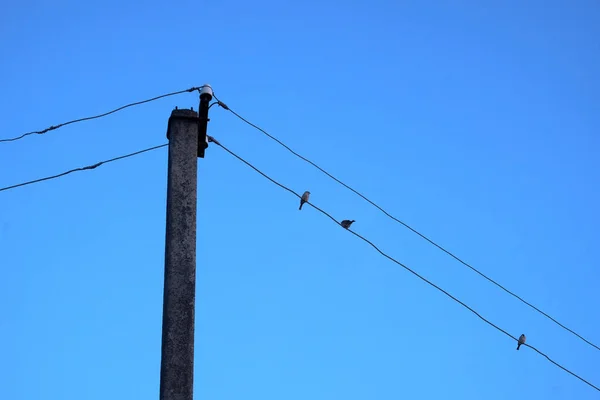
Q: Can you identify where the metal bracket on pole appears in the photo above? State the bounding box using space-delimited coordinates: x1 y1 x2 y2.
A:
197 84 213 158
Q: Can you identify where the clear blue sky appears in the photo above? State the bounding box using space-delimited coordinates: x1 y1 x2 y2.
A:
1 1 599 399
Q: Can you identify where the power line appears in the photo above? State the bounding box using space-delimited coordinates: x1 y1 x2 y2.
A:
0 87 201 143
0 144 168 193
208 135 600 393
212 96 600 354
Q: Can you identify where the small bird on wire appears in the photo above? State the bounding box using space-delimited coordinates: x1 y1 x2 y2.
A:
341 220 355 229
299 191 310 210
517 334 526 350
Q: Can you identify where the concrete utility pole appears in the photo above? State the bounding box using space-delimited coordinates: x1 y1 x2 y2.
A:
160 84 212 400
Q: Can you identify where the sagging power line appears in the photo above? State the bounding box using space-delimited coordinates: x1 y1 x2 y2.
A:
212 95 600 354
0 87 201 143
208 134 600 393
0 144 167 193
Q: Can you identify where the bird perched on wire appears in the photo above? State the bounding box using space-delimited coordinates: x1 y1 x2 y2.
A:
299 191 310 210
341 220 355 229
517 334 526 350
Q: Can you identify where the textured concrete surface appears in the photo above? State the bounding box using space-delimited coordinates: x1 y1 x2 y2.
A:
160 109 198 400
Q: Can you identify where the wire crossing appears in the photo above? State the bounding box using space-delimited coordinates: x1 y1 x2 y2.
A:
0 87 201 143
0 144 168 193
209 135 600 393
213 96 600 353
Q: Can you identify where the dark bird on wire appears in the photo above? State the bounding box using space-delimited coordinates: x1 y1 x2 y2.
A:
341 220 355 229
299 191 310 210
517 334 526 350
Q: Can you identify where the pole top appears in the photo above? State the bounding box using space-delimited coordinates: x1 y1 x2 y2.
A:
200 84 213 99
166 108 199 140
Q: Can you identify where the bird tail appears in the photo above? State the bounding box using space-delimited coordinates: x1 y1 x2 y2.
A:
299 202 303 210
516 344 521 350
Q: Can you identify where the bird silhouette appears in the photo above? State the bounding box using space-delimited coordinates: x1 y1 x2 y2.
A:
341 220 355 229
299 191 310 210
517 334 526 350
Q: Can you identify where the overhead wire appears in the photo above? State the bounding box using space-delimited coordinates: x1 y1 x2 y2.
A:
212 95 600 353
0 87 201 143
0 95 595 390
1 87 595 390
0 144 168 193
208 135 600 393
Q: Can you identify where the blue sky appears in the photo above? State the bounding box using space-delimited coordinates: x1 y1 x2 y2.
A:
1 0 599 399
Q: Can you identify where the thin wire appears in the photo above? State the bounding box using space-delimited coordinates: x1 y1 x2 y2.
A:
213 96 600 353
0 144 168 193
0 87 201 143
209 135 600 393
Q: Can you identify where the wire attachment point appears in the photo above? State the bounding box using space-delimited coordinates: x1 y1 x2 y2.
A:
83 162 103 170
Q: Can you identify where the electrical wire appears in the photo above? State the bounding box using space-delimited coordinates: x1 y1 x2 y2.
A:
212 96 600 354
208 135 600 393
0 87 201 143
0 144 168 193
